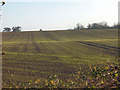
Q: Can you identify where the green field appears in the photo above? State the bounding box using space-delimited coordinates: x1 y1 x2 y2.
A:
2 29 119 88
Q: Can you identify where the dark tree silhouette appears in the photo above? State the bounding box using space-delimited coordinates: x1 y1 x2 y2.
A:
74 23 85 30
3 27 11 32
12 26 21 32
39 29 42 31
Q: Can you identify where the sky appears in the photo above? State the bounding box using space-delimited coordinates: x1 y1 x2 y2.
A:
1 0 119 31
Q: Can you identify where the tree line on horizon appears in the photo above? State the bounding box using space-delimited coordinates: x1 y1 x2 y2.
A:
3 26 21 32
2 21 119 32
69 21 119 30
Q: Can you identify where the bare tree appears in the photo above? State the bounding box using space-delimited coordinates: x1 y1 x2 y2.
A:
87 24 92 29
39 29 42 31
74 23 85 30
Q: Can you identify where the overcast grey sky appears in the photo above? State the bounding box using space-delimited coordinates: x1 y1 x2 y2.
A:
1 0 119 31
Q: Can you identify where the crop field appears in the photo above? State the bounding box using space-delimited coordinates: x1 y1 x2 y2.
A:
2 29 119 88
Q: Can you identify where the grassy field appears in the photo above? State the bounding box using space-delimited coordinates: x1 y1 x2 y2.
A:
2 29 119 88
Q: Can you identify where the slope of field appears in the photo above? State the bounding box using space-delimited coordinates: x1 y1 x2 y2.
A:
2 29 118 88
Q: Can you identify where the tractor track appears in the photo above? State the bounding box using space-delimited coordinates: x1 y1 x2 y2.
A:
76 41 119 53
